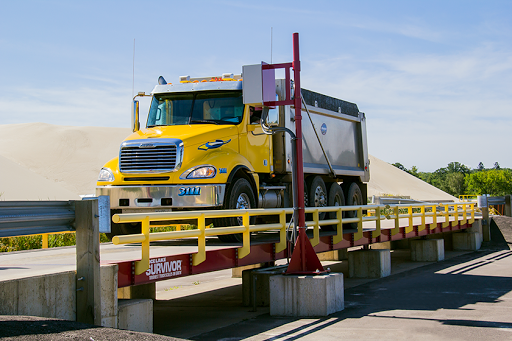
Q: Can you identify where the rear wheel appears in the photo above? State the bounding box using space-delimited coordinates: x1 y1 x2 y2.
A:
345 182 363 229
217 178 256 243
323 182 345 231
306 176 327 220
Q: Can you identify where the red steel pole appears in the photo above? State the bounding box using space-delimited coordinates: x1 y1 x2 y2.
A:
293 33 306 230
285 33 325 274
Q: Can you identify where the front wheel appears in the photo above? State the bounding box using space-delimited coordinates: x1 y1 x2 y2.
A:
217 178 256 243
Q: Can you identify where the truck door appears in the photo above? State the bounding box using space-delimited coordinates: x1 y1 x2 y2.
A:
241 106 272 173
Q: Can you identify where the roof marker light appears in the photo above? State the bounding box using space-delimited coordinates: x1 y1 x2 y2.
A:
180 75 191 83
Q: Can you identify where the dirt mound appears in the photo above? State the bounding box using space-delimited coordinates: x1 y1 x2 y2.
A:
488 216 512 250
0 315 183 341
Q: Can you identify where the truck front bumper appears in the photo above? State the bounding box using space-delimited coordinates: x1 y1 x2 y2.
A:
96 185 226 209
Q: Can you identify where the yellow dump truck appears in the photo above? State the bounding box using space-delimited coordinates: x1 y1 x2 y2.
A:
97 71 369 241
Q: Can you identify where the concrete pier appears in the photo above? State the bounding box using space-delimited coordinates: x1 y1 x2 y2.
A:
453 220 483 251
349 249 391 278
453 231 482 250
410 239 445 262
118 298 153 333
269 273 344 316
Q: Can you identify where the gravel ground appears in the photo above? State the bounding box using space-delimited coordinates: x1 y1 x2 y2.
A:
0 315 184 341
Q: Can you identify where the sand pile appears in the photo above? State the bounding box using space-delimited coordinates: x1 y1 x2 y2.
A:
0 123 455 202
0 123 131 200
367 155 456 201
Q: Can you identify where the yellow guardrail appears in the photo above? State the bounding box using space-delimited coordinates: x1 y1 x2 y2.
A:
112 202 476 275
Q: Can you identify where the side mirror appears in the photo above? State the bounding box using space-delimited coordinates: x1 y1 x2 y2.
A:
266 106 279 126
261 106 279 127
132 99 140 132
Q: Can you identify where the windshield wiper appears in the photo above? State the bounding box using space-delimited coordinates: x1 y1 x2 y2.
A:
189 119 219 125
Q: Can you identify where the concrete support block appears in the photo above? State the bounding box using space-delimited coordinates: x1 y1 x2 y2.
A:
410 239 444 262
17 271 76 320
242 267 285 307
349 249 391 278
269 273 344 317
0 279 18 315
317 249 349 261
232 262 274 278
100 264 118 328
466 220 483 234
453 231 482 251
117 283 156 300
118 299 153 333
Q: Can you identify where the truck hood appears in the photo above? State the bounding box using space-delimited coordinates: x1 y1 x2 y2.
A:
124 125 239 150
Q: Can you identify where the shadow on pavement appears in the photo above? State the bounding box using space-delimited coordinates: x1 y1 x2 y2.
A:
191 249 512 341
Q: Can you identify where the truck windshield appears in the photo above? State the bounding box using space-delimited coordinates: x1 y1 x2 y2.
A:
147 91 244 127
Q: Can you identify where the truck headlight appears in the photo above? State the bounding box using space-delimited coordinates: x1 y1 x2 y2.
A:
98 168 115 182
180 165 216 179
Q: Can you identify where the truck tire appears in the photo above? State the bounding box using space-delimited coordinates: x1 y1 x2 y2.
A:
306 176 327 220
324 182 345 231
217 178 256 243
345 182 363 230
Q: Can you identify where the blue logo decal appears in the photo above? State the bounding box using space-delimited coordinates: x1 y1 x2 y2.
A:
198 139 231 151
321 123 327 135
219 168 227 174
178 187 201 196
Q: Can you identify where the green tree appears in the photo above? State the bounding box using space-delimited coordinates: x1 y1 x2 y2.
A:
392 163 407 172
409 166 420 178
465 169 512 196
446 172 466 197
391 163 420 178
446 162 471 176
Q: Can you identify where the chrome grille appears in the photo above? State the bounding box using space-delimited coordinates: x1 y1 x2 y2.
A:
119 139 182 173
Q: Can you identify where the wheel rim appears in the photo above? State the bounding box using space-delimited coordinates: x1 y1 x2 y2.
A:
236 193 251 225
352 192 362 206
314 186 327 207
333 193 342 206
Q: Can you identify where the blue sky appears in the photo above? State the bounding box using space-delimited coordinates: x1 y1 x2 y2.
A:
1 0 511 171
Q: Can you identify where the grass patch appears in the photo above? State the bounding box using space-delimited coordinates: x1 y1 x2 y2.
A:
0 225 195 252
0 233 112 252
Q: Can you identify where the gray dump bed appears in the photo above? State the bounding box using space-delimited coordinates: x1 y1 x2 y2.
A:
273 80 369 182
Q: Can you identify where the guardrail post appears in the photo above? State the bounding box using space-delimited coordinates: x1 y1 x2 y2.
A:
478 195 491 242
505 195 512 217
75 199 101 326
481 206 490 242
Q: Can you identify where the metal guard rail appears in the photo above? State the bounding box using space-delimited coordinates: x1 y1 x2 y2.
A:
0 201 75 240
112 202 476 275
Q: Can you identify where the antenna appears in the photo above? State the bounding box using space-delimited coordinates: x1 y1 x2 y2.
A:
271 27 273 64
132 39 135 98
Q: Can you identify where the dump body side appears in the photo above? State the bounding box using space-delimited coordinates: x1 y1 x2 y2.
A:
273 80 369 183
